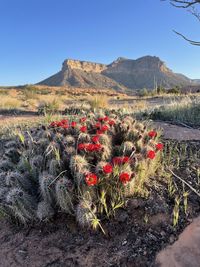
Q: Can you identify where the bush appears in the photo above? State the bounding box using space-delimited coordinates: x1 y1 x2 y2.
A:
167 86 181 95
37 99 60 115
0 111 163 231
88 95 108 109
138 88 149 97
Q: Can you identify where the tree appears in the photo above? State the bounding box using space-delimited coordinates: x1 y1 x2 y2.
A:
163 0 200 45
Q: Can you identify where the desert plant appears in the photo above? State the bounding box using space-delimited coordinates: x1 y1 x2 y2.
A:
0 111 163 230
88 95 108 109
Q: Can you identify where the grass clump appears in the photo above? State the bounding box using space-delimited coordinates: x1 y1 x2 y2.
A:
150 98 200 127
37 99 60 115
88 95 108 109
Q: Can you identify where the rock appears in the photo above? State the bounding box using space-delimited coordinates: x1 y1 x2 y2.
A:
155 217 200 267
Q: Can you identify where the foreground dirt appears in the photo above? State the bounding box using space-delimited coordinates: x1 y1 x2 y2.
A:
0 175 199 267
153 121 200 141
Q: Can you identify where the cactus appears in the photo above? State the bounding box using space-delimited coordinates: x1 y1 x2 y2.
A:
55 177 74 214
70 155 89 176
4 147 20 164
39 172 55 204
95 161 107 175
36 200 55 221
48 159 62 176
5 171 33 191
0 158 15 172
120 141 135 156
78 133 91 143
98 134 111 147
100 145 111 161
64 135 76 146
4 140 20 149
0 111 163 228
76 200 97 228
0 171 7 187
6 187 36 223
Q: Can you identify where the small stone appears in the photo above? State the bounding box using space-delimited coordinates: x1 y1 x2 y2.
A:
122 240 127 246
169 235 175 244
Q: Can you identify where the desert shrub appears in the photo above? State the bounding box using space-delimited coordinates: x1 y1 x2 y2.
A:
150 99 200 127
0 96 22 109
0 89 8 95
138 88 149 97
167 86 181 95
0 111 163 231
37 99 60 115
88 95 108 109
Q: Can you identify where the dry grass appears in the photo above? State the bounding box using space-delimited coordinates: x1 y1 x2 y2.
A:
88 95 109 109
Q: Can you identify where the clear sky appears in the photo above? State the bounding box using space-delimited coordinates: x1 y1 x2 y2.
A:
0 0 200 85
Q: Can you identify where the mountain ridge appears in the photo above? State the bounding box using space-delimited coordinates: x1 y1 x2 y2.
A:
38 56 196 91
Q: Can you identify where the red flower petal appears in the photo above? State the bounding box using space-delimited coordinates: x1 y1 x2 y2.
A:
119 172 131 184
85 173 98 186
147 150 156 159
103 164 113 174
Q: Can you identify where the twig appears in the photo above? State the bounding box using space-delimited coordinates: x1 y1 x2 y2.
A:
168 168 200 197
177 121 194 129
48 170 68 187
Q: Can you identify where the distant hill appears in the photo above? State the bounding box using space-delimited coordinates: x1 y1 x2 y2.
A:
38 56 197 91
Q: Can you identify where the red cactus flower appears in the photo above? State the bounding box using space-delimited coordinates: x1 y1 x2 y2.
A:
78 143 86 150
147 150 156 159
103 116 109 122
98 117 104 122
103 164 113 174
80 117 87 123
97 130 103 135
94 143 102 151
122 156 130 163
71 121 77 128
86 143 95 152
61 119 68 124
156 143 164 151
85 143 102 152
112 156 130 165
119 172 131 184
85 173 98 186
80 126 87 133
62 124 69 129
108 120 115 126
101 125 109 132
57 122 63 127
50 122 56 127
92 135 99 143
95 122 101 129
148 130 157 138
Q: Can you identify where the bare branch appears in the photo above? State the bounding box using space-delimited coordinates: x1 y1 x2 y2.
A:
170 0 200 8
173 30 200 45
189 6 200 21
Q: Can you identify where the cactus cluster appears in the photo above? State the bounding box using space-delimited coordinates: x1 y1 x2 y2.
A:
0 111 163 229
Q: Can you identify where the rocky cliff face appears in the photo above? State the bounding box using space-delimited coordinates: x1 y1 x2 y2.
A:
62 59 107 73
38 56 195 90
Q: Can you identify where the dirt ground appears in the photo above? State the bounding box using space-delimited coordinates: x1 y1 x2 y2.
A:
0 166 200 267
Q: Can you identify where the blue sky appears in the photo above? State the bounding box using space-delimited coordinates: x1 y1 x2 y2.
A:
0 0 200 85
